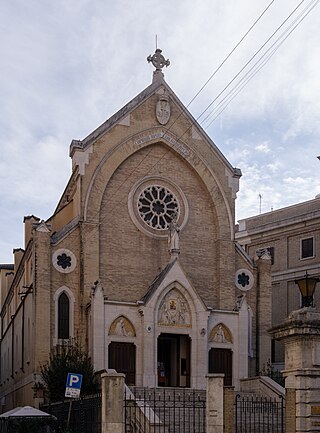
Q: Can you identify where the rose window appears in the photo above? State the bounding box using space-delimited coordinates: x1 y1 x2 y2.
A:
237 272 250 288
57 253 72 270
235 268 254 292
138 185 179 230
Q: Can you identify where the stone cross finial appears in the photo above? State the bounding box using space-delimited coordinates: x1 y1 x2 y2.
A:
147 48 170 72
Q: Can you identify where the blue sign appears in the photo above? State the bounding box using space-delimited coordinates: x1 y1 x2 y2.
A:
65 373 83 398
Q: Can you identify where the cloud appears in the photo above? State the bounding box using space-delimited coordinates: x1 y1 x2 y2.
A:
1 0 320 262
255 142 270 153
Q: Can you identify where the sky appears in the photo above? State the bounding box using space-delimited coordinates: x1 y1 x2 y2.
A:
1 0 320 263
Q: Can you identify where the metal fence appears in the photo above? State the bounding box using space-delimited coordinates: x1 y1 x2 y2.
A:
125 387 206 433
235 393 285 433
41 392 101 433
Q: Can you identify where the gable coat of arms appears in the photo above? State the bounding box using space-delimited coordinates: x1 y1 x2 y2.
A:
156 95 171 125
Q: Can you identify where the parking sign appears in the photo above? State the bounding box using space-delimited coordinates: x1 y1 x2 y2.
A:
65 373 83 398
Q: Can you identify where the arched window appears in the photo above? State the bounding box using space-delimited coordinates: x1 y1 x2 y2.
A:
54 286 75 343
58 292 70 339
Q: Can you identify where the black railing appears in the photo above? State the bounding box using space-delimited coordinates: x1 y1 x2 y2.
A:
125 387 206 433
266 370 285 388
0 416 59 433
235 393 285 433
41 392 101 433
260 360 285 388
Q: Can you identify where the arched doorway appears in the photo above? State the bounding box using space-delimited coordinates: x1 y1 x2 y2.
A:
157 333 191 387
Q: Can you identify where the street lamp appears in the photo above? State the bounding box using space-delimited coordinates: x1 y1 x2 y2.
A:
295 272 320 308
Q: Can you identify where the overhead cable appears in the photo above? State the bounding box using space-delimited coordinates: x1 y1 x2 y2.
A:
202 0 320 127
176 0 307 142
166 0 276 131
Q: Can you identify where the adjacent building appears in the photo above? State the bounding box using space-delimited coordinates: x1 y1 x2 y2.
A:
236 195 320 369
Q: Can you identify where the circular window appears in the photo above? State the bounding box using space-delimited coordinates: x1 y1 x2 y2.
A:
128 176 189 239
52 249 77 274
235 268 254 292
138 185 179 230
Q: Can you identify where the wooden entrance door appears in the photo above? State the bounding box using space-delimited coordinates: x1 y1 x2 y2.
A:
208 348 232 386
108 342 136 385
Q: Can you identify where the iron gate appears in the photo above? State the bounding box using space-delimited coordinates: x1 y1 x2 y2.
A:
125 387 206 433
235 393 285 433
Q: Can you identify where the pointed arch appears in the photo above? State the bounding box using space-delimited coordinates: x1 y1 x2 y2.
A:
84 128 234 239
109 316 136 337
54 286 75 342
158 287 191 327
209 323 233 344
58 292 69 339
248 305 253 357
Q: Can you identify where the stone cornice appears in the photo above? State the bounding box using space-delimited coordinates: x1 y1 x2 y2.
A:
269 308 320 339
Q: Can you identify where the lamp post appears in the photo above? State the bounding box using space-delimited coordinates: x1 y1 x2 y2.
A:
294 272 320 308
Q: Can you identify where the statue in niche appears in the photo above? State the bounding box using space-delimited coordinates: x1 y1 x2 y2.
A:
115 318 127 336
168 214 180 254
109 316 135 337
210 323 232 343
158 290 190 326
213 325 227 343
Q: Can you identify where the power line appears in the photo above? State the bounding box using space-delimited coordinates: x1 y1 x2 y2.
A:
91 2 278 220
202 0 320 127
166 0 276 132
86 0 317 222
176 0 307 143
185 0 276 109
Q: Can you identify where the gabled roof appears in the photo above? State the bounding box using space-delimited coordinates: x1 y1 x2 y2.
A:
70 78 160 156
140 259 177 304
140 257 208 312
69 75 240 176
235 242 255 267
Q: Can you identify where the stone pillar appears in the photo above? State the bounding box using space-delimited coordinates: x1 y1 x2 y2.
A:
101 371 125 433
91 281 105 371
223 387 234 433
33 221 52 373
255 249 272 373
285 388 296 433
206 374 224 433
270 307 320 432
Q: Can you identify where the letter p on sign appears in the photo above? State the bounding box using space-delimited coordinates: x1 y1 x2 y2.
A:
65 373 83 398
70 375 80 386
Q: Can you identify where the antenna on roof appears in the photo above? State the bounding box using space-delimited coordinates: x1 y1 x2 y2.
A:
259 193 262 214
156 34 158 50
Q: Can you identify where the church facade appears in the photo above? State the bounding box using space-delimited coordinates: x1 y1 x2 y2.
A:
0 50 272 410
